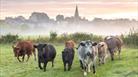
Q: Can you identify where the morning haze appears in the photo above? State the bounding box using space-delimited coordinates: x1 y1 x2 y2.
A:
0 0 138 35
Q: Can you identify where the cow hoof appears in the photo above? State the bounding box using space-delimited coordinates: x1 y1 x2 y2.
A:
102 63 105 64
84 72 87 76
93 71 96 74
39 67 43 70
111 58 114 61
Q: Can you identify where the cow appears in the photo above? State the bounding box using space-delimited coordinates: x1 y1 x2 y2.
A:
97 42 108 65
77 40 97 76
65 40 75 49
12 41 36 62
62 48 75 71
34 43 56 71
104 36 123 61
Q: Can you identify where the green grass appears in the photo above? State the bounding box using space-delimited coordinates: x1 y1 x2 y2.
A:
0 44 138 77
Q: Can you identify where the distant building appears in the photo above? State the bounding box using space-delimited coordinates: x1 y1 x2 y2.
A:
74 5 81 23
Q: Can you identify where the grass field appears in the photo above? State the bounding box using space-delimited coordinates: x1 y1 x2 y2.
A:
0 44 138 77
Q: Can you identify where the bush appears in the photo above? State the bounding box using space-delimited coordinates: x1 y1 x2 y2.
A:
70 33 102 43
36 36 49 43
0 34 20 43
122 28 138 47
70 33 92 43
49 31 57 41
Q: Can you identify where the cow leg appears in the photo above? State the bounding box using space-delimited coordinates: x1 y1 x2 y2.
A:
43 62 48 72
111 52 114 61
118 48 121 59
109 49 114 61
103 57 105 64
68 63 71 71
88 62 92 72
92 65 96 74
101 56 105 64
99 58 102 65
83 65 87 76
98 59 100 65
38 60 43 70
17 56 21 62
52 60 54 67
64 62 66 71
68 61 72 71
88 64 91 72
79 60 83 69
26 54 30 62
22 55 25 62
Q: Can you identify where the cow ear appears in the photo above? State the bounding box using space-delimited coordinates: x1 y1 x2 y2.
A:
92 42 97 46
80 42 85 46
43 44 47 47
34 45 37 48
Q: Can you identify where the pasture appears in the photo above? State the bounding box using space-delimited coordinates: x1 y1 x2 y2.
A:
0 44 138 77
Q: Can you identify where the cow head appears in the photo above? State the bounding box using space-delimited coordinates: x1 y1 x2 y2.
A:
79 40 96 56
98 43 104 49
12 45 20 57
62 48 74 61
34 44 47 56
90 41 97 57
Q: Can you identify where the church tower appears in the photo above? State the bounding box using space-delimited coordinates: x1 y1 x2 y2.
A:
74 5 79 19
74 5 80 22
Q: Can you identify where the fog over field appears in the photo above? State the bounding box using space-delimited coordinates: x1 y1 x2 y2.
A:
1 0 138 36
0 10 138 36
1 19 138 36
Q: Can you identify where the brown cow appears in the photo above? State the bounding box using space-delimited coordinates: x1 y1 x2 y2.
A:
104 36 123 61
98 42 108 65
12 41 36 62
65 40 75 49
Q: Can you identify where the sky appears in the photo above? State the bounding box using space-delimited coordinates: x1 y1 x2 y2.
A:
0 0 138 20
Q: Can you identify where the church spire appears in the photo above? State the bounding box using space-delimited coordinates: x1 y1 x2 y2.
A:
74 5 79 19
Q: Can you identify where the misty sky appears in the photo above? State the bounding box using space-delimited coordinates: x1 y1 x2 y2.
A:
1 0 138 20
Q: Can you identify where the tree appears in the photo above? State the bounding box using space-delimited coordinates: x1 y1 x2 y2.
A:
56 14 64 23
50 31 57 41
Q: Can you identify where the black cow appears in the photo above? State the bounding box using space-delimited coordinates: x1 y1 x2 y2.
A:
34 43 56 71
62 48 75 71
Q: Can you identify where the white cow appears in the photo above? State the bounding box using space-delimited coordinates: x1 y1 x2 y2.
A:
77 40 98 76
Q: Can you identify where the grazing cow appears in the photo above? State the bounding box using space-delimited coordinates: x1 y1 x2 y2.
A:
97 42 108 65
12 41 36 62
62 48 75 71
65 40 75 49
34 43 56 71
77 40 97 76
104 36 123 61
